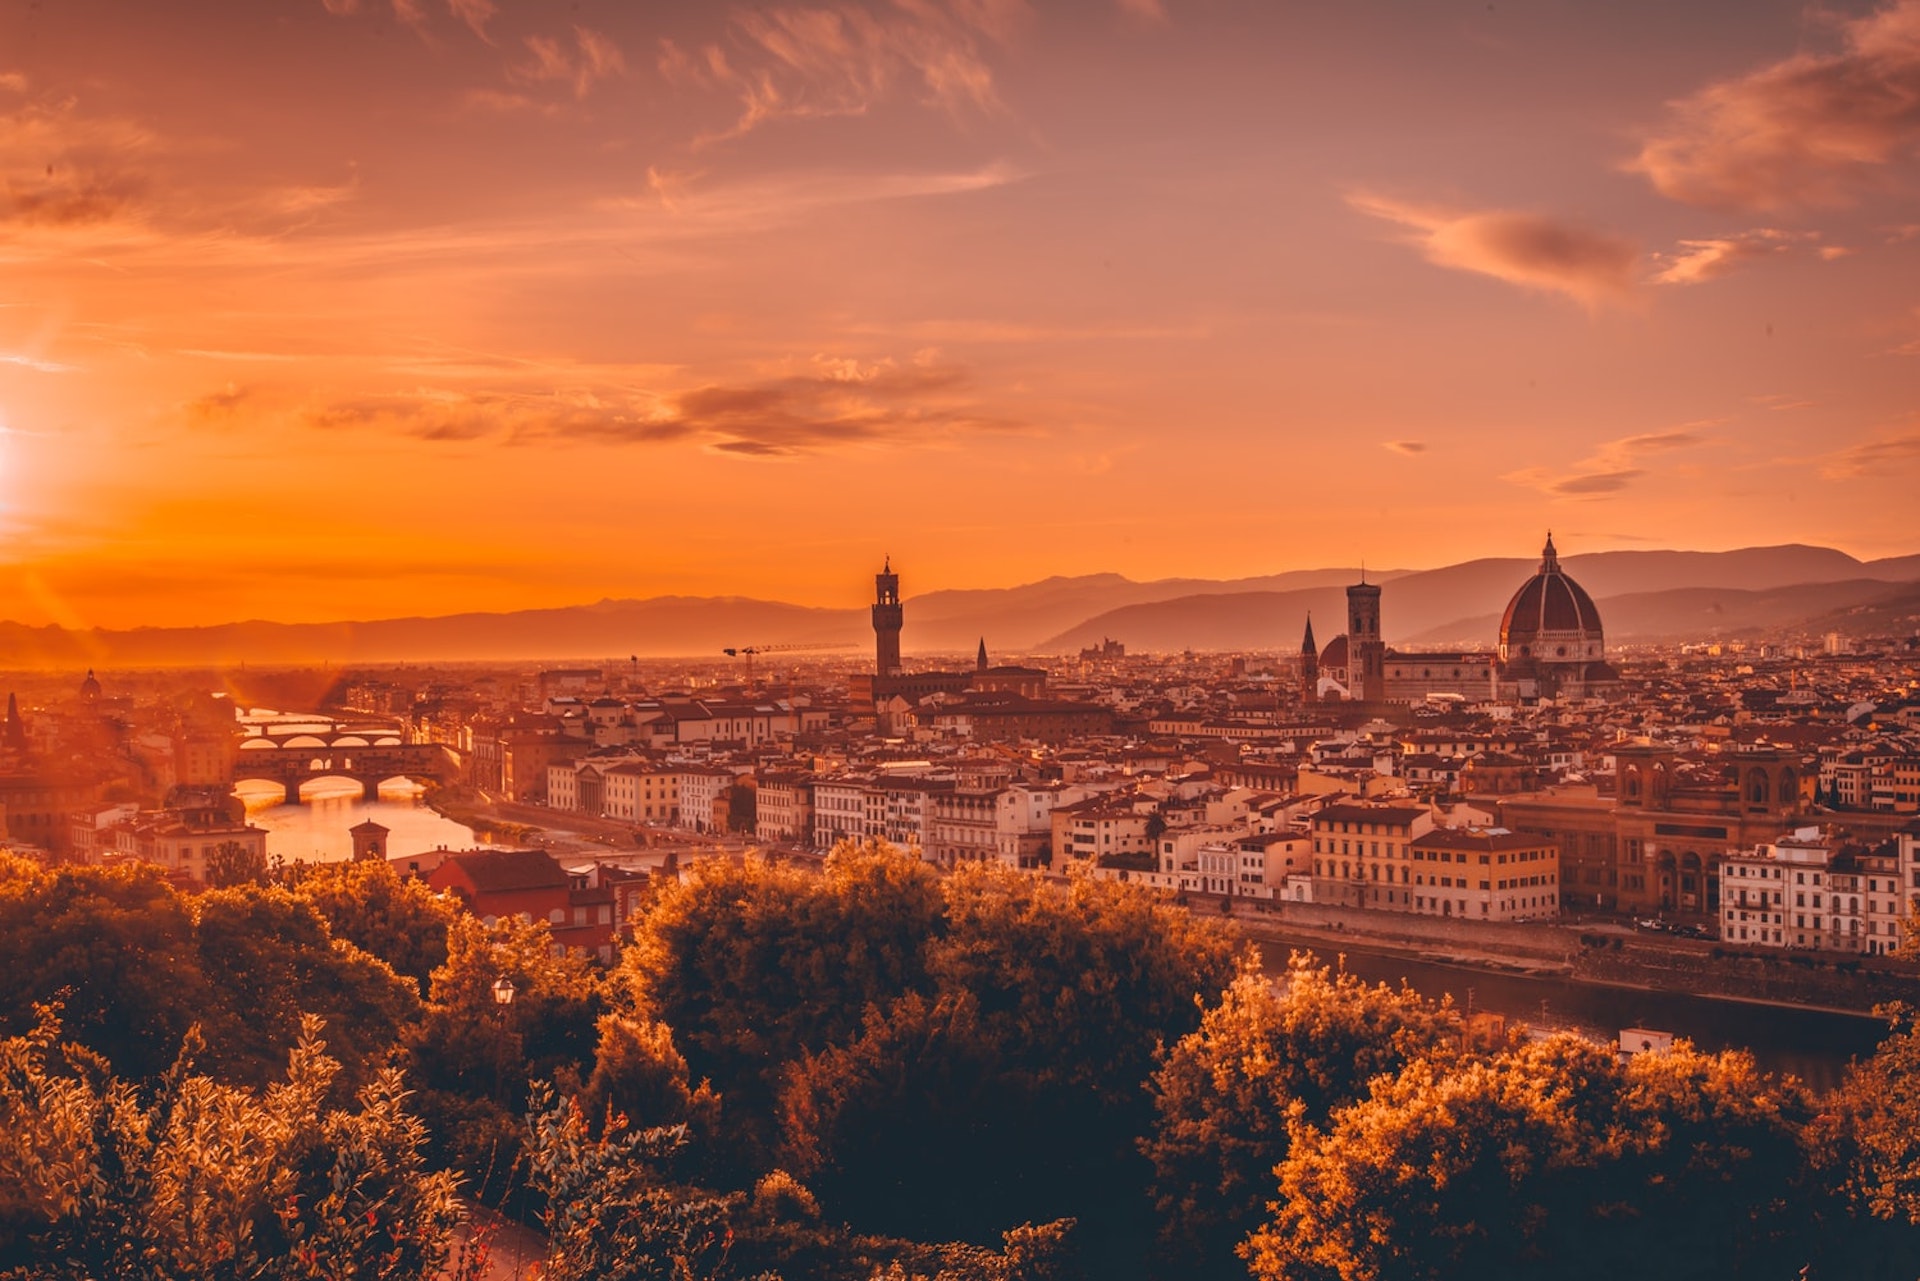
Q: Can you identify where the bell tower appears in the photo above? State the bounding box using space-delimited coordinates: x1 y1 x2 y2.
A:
873 558 903 677
1346 577 1384 701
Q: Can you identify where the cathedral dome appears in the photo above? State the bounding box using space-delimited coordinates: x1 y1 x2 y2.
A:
1498 534 1604 664
1318 634 1349 674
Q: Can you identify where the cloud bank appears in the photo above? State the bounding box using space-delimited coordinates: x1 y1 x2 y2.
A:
1631 0 1920 210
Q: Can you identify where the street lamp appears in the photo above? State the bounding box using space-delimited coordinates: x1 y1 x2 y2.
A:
491 976 516 1008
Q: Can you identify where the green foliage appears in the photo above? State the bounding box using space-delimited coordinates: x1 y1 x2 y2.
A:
775 857 1236 1264
0 857 215 1081
620 841 944 1162
203 840 267 889
1141 953 1459 1278
779 991 1004 1239
408 913 608 1204
285 860 459 995
927 860 1237 1096
522 1084 739 1281
1244 1033 1813 1281
580 1013 721 1145
0 1009 459 1280
190 885 421 1092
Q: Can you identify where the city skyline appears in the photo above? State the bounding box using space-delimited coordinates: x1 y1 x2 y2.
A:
2 0 1919 628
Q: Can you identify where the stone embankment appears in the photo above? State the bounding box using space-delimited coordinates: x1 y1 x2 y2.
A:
1225 899 1920 1015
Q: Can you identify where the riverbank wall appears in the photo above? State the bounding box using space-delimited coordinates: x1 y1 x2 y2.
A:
1228 900 1920 1015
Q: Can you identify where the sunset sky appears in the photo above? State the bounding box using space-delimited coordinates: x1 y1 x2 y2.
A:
1 0 1917 628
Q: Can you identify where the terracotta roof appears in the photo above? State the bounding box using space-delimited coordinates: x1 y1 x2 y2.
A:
443 849 566 892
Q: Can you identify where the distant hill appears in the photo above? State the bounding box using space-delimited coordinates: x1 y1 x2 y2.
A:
905 567 1396 652
1039 546 1920 653
0 545 1914 667
1406 580 1920 647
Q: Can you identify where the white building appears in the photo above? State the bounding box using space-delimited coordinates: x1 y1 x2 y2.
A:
1721 825 1908 955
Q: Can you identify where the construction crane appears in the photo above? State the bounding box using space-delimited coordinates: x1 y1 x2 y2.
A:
722 641 855 690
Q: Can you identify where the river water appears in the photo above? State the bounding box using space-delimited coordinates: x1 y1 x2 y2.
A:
1256 940 1888 1094
235 778 489 866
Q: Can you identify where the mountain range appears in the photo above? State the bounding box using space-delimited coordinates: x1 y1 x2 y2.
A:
3 545 1916 668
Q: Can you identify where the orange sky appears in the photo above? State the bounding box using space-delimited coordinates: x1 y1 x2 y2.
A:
1 0 1917 628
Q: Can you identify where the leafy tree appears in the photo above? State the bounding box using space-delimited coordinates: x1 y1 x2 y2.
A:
619 841 943 1163
407 913 607 1204
928 860 1237 1097
0 1008 460 1280
286 859 460 995
0 856 212 1082
1244 1034 1811 1281
1802 1004 1920 1274
190 885 421 1092
1141 953 1458 1278
779 991 1007 1240
204 839 268 889
521 1084 739 1281
777 859 1235 1267
579 1013 721 1144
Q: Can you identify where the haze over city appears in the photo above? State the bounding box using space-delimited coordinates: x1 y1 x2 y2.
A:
2 0 1918 630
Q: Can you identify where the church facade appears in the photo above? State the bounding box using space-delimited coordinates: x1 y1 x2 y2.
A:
1305 535 1619 705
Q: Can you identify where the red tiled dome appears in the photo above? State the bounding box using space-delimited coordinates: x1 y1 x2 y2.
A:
1498 534 1604 662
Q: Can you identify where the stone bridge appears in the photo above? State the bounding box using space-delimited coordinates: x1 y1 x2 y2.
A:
232 742 464 804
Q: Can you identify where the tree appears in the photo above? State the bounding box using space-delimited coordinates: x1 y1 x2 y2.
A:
1141 953 1458 1278
618 841 943 1166
776 859 1236 1268
1244 1034 1811 1281
189 885 421 1093
407 913 608 1204
779 991 1008 1241
1801 1003 1920 1274
204 839 268 889
521 1084 738 1281
0 856 213 1082
286 859 460 995
0 1008 460 1279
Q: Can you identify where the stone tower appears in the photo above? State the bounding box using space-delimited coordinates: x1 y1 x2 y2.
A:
873 558 903 677
1346 578 1384 702
349 818 389 862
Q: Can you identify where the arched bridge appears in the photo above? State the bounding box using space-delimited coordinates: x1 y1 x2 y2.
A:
233 742 464 804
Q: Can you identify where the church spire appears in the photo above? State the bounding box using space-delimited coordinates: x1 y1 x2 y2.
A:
976 637 989 672
1300 612 1317 655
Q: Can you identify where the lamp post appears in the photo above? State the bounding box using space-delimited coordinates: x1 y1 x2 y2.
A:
490 976 516 1109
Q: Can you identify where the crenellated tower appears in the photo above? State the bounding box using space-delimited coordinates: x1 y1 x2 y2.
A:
873 557 903 677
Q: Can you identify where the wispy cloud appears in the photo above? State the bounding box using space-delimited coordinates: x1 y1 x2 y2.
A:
661 0 1024 144
184 383 256 423
1819 423 1920 477
1349 193 1640 306
0 351 72 373
447 0 496 42
1630 0 1920 211
514 27 627 99
298 355 1025 456
1383 440 1426 455
0 96 154 227
1504 430 1711 498
1650 227 1826 284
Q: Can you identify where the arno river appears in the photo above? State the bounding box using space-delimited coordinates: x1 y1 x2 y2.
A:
235 778 487 865
1258 940 1888 1093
